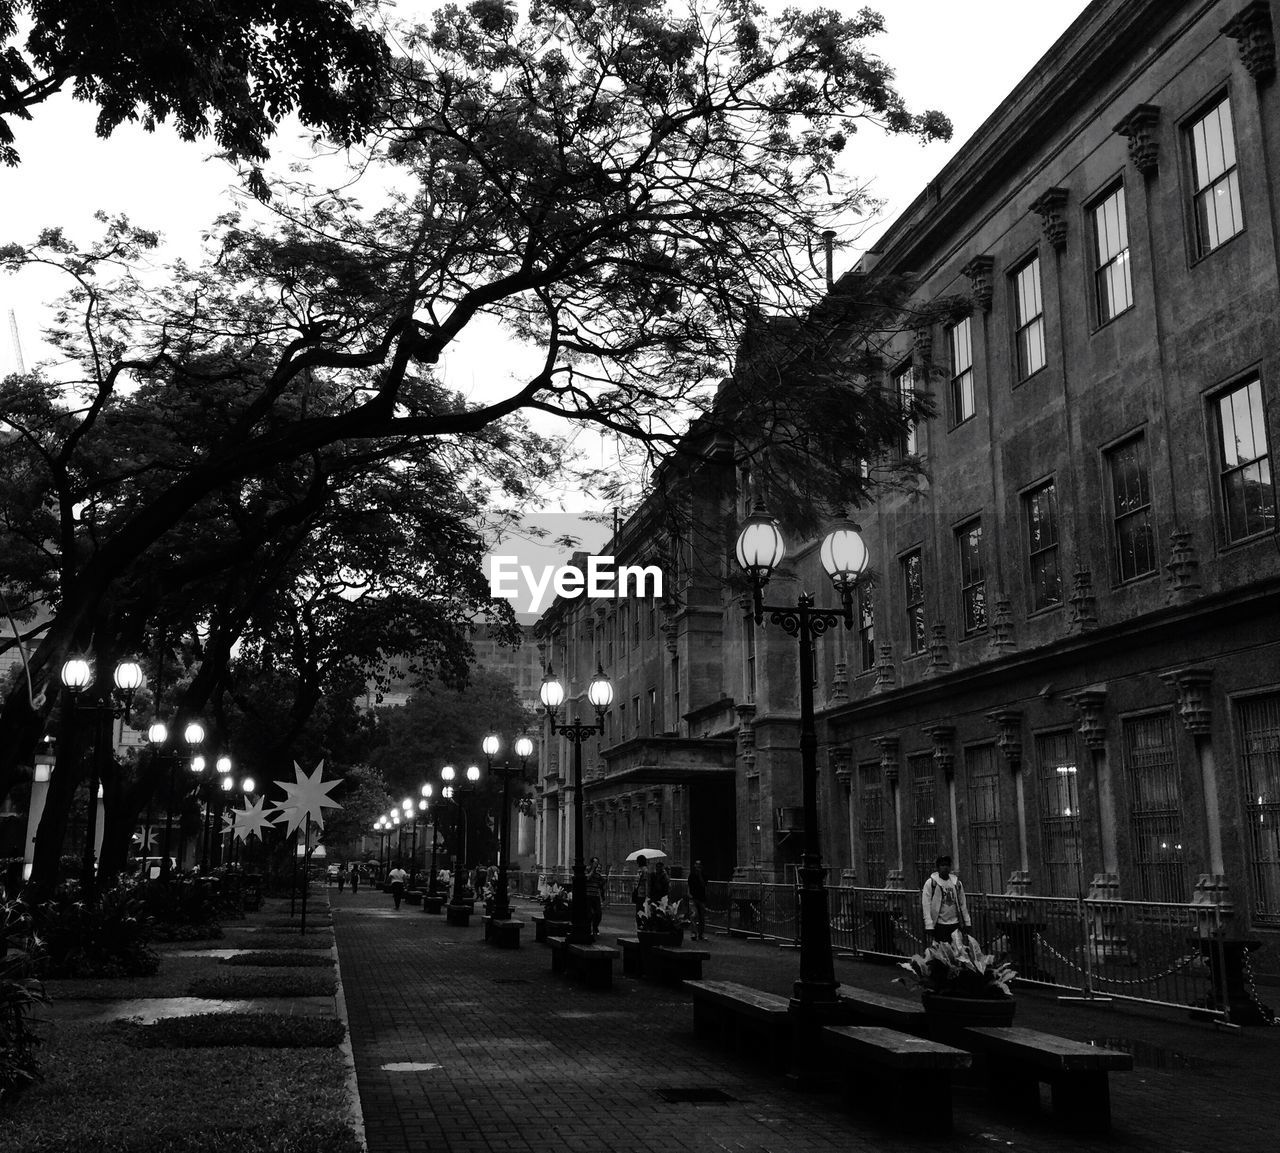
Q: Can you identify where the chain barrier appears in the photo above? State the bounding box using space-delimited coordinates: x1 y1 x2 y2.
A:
1241 946 1279 1025
1029 931 1202 986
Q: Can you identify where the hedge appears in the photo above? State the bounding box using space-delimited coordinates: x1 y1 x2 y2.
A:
123 1013 345 1049
188 971 337 999
219 951 334 969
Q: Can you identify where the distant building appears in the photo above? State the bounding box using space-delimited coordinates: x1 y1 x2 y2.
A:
535 0 1280 970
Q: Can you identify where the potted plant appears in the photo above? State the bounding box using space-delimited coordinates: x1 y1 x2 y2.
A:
636 897 686 946
894 930 1017 1027
541 885 572 932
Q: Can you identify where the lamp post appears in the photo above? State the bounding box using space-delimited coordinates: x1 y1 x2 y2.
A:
175 722 205 874
486 734 534 923
212 755 233 868
422 783 443 900
540 664 613 946
60 653 144 897
734 501 869 1029
442 764 481 912
401 797 417 884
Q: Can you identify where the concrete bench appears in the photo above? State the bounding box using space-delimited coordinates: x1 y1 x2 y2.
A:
421 893 445 914
686 980 791 1069
618 936 642 976
836 986 928 1033
822 1025 971 1136
644 945 711 984
533 915 571 943
483 917 524 949
963 1026 1133 1133
549 938 620 989
445 902 473 927
405 889 423 907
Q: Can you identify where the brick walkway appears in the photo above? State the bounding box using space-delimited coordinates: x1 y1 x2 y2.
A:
333 888 1279 1153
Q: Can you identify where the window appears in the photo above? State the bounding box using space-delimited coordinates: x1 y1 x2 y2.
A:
1235 694 1280 923
671 658 680 737
648 687 657 735
648 602 656 637
901 550 926 654
1012 256 1046 379
858 762 886 887
744 618 757 701
1092 185 1133 322
1037 730 1084 897
619 606 628 654
633 608 641 645
956 519 987 635
632 695 640 734
909 753 938 887
1107 435 1156 581
857 581 876 673
894 361 918 455
1024 481 1062 610
619 702 626 734
1122 713 1188 902
947 317 975 424
747 775 761 868
1188 95 1243 256
965 744 1003 895
1216 376 1275 542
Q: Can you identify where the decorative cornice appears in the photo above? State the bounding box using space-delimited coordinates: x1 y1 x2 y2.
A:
874 736 900 784
1069 563 1098 631
1029 186 1069 250
986 709 1023 772
989 591 1016 653
1166 529 1202 597
872 642 896 694
926 624 952 677
1160 667 1213 736
961 254 996 311
1113 103 1161 175
1223 1 1276 85
925 725 956 779
1068 687 1108 750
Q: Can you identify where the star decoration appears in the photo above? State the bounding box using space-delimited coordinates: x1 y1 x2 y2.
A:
231 795 277 843
271 760 342 837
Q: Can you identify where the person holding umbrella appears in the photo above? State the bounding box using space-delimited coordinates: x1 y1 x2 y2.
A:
631 854 648 925
649 859 671 902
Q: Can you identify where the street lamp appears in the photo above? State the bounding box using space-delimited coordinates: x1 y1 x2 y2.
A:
401 797 418 883
541 663 613 945
60 652 146 896
421 782 445 903
735 501 869 1041
485 733 535 925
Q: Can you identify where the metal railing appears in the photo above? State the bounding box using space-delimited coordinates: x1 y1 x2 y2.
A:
515 872 1245 1021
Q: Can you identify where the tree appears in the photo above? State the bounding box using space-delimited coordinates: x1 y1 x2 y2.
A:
319 762 392 856
0 1 950 835
0 0 388 189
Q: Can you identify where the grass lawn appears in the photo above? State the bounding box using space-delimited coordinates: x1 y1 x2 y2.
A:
6 1021 358 1152
187 931 334 951
189 970 337 998
41 953 213 1000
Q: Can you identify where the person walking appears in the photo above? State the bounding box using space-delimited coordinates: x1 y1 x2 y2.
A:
388 862 409 910
337 863 347 894
631 855 648 926
649 859 671 902
687 859 707 941
922 854 969 943
584 857 606 939
350 864 360 895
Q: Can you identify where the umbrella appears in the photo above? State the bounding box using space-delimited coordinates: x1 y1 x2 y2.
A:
625 848 667 862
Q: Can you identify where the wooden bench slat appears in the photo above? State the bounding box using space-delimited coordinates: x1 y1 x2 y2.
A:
964 1026 1134 1071
837 987 928 1030
823 1025 971 1070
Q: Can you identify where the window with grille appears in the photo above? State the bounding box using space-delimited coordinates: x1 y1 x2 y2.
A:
632 696 640 734
1107 435 1156 582
956 519 987 635
648 602 656 636
910 753 938 886
1121 713 1188 902
1036 729 1084 897
947 317 975 425
1092 184 1133 322
744 617 756 701
747 775 761 868
1235 695 1280 923
965 744 1003 894
1216 376 1275 543
895 361 918 455
1012 256 1046 379
1188 95 1243 257
857 581 875 673
858 762 886 887
648 687 657 735
1024 481 1062 611
902 549 926 654
671 657 680 738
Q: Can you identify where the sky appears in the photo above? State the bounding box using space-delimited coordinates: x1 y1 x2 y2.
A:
0 1 1092 605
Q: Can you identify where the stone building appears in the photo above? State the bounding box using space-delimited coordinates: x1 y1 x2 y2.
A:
534 0 1280 959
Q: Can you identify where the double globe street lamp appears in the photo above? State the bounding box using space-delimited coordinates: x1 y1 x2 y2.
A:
481 732 535 924
441 763 481 920
540 664 613 946
734 501 869 1054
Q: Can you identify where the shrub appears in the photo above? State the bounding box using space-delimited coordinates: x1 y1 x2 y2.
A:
34 887 160 979
0 900 49 1104
217 933 331 951
130 878 222 930
123 1012 345 1048
153 921 225 942
220 951 334 968
188 971 337 999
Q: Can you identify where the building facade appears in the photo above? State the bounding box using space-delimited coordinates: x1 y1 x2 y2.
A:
533 0 1280 958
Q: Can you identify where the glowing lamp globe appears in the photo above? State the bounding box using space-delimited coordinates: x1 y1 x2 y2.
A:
421 783 433 798
221 775 234 792
514 737 534 759
482 732 500 757
147 721 169 746
820 518 869 593
113 660 144 692
539 671 566 712
441 765 455 782
216 755 232 774
466 765 480 783
190 755 206 773
60 657 93 693
183 721 205 746
587 666 614 711
734 502 785 582
242 777 255 793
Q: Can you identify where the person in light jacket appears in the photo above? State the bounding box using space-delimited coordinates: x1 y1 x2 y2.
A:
921 855 969 943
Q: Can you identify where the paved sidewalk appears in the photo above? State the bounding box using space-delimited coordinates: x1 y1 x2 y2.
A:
333 888 1279 1153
